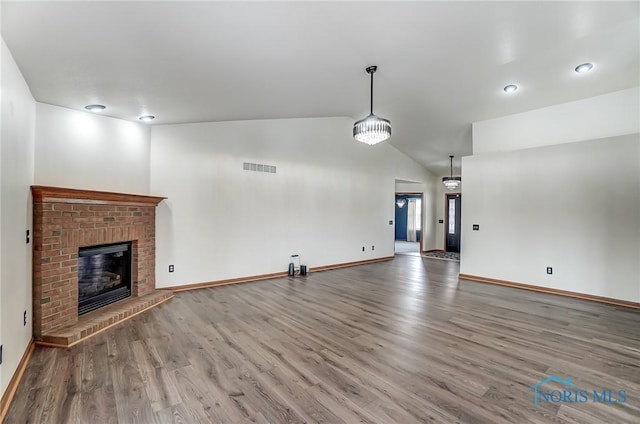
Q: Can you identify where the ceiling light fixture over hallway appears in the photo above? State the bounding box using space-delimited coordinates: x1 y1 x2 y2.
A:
442 155 461 191
353 65 392 145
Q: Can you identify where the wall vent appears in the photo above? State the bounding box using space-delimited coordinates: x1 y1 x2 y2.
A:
243 162 276 173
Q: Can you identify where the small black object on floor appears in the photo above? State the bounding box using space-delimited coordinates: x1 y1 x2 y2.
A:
288 254 308 277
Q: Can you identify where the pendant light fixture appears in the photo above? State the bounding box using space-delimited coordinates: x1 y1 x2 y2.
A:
353 65 391 145
442 155 461 191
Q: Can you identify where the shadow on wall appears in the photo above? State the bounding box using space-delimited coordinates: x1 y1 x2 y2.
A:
155 200 174 288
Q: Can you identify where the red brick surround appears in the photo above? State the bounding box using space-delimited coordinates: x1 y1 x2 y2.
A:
31 186 165 339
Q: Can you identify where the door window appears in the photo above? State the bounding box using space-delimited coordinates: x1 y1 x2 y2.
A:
448 198 456 234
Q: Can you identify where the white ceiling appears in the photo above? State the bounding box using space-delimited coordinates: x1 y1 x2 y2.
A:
2 1 639 175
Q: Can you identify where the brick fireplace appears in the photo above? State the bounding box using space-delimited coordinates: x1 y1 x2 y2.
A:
32 186 172 345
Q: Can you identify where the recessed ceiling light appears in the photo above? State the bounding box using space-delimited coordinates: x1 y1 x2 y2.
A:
575 62 594 73
503 84 518 93
139 115 155 122
84 104 106 112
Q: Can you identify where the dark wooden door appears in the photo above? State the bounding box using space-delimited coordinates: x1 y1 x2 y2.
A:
445 194 461 253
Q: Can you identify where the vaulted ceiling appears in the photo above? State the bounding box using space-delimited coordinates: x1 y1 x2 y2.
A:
2 1 639 175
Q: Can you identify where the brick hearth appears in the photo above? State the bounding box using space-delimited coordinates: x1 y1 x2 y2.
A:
31 186 172 345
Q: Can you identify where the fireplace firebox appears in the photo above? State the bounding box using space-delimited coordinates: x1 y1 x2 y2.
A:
78 242 132 315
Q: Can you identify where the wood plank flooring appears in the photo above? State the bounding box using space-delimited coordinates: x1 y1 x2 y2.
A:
5 255 640 423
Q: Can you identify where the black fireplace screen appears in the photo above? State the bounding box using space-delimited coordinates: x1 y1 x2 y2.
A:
78 242 132 315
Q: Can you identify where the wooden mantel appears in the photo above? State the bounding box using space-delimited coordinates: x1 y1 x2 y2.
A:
31 185 166 207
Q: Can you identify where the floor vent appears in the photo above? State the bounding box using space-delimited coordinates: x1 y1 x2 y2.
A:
243 162 276 173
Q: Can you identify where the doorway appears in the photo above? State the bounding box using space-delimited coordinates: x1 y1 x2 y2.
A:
395 193 422 255
445 193 461 253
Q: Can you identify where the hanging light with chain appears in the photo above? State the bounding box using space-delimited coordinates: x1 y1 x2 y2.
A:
353 66 392 145
442 155 461 190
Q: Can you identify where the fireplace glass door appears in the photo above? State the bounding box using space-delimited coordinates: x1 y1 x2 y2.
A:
78 242 132 315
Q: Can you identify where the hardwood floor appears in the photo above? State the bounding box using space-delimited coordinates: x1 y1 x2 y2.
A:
6 255 640 423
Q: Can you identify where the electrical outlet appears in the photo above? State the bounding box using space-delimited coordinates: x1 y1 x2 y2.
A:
546 267 553 275
24 310 27 326
169 265 174 273
26 229 30 244
473 224 480 231
371 245 375 251
388 220 393 225
438 219 444 224
362 246 365 252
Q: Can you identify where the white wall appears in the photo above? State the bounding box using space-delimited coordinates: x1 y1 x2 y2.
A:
461 134 639 303
465 87 640 303
151 117 432 288
34 103 151 194
0 34 4 401
473 87 640 155
395 180 438 251
0 38 36 396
